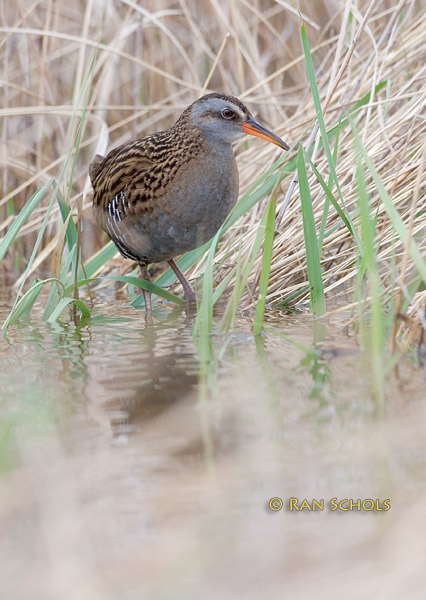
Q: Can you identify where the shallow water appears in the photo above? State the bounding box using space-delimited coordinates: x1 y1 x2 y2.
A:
1 288 426 599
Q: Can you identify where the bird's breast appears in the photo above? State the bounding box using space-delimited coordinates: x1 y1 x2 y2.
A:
153 149 239 251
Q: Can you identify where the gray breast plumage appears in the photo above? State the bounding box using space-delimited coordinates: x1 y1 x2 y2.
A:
120 145 239 264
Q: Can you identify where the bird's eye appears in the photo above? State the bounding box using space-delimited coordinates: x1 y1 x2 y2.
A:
221 108 234 119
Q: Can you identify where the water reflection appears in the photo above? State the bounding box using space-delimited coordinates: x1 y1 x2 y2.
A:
88 319 200 445
1 296 426 599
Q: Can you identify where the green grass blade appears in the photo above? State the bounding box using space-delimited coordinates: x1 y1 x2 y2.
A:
2 278 63 330
300 24 358 249
305 150 357 239
60 244 78 285
42 244 78 319
42 283 61 322
63 278 97 296
297 144 326 316
57 193 78 251
2 281 44 328
105 275 184 305
318 120 340 251
253 194 276 335
276 284 310 308
194 228 223 341
3 183 61 331
46 297 91 323
212 271 234 305
358 141 426 285
318 118 349 249
0 180 54 263
220 242 244 331
221 199 274 330
355 151 385 404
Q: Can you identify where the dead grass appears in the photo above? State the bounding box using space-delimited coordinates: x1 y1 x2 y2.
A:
0 0 425 335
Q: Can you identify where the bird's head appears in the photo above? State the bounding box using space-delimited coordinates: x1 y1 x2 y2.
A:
184 92 289 150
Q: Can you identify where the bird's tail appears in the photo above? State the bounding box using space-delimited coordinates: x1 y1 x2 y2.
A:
89 154 105 184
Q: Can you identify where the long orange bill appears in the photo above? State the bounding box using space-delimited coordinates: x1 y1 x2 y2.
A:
241 116 289 150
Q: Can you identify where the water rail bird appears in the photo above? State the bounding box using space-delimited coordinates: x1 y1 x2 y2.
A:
90 92 289 320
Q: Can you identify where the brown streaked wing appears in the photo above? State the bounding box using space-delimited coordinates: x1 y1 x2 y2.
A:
91 141 156 213
91 142 154 191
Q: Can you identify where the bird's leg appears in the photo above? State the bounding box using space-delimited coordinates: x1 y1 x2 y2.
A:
139 264 153 325
168 258 197 306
